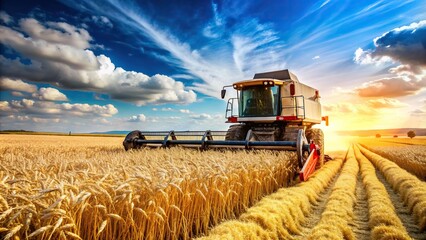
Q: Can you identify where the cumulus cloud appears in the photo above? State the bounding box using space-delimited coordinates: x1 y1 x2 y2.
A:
32 87 68 101
0 25 100 71
0 17 196 105
373 21 426 67
353 48 392 65
0 77 37 93
354 20 426 68
128 114 147 122
0 11 13 24
19 18 93 49
312 55 320 60
353 20 426 98
1 99 117 118
356 76 426 98
1 78 69 101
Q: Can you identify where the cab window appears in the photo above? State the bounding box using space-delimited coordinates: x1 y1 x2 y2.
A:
239 86 279 117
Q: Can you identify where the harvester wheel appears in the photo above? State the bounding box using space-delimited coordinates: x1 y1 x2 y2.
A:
225 125 249 140
306 128 324 168
123 130 144 151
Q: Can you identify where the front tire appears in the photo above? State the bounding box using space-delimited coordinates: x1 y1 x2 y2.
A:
225 125 249 140
305 128 324 168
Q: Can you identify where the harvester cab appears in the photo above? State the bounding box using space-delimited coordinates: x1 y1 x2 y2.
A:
123 69 329 181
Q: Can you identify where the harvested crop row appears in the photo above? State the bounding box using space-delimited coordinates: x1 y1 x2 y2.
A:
359 142 426 180
358 144 426 231
353 145 410 240
197 158 344 239
307 146 359 240
0 135 295 240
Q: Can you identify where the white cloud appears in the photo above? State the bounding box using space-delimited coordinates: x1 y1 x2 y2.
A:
32 87 68 101
354 20 426 69
1 99 118 120
60 102 118 117
0 78 37 93
312 56 320 60
91 16 113 28
1 78 69 101
354 20 426 98
20 18 93 49
128 114 146 122
0 18 197 106
179 109 191 113
353 48 392 65
372 20 426 67
190 113 213 120
0 101 11 111
152 108 158 111
0 11 13 24
0 24 100 70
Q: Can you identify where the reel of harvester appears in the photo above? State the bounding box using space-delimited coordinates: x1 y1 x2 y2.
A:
123 129 320 181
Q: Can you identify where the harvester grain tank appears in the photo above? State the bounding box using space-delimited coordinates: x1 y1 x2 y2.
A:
123 70 329 181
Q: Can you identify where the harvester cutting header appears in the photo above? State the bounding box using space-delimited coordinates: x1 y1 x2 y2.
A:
123 70 329 181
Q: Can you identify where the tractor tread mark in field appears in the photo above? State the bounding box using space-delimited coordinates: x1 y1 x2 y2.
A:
350 173 370 240
293 161 342 239
200 144 426 240
374 165 425 239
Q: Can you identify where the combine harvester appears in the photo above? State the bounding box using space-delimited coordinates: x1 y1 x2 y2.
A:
123 70 329 181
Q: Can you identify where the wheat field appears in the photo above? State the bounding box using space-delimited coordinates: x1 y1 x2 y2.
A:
0 134 295 239
1 134 425 240
357 138 426 180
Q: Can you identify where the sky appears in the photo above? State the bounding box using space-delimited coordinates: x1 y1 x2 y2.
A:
0 0 425 133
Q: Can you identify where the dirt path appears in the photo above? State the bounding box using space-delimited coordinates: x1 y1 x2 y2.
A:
349 174 370 240
293 167 342 239
375 169 426 240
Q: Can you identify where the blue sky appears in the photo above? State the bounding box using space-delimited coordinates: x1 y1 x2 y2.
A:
0 0 425 132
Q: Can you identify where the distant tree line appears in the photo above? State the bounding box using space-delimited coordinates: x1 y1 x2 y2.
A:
375 130 416 139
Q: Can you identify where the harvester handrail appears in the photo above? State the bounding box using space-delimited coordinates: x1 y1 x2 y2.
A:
225 98 238 118
281 95 305 119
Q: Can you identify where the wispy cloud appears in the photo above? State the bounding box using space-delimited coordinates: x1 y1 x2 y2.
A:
61 0 286 97
60 0 425 100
